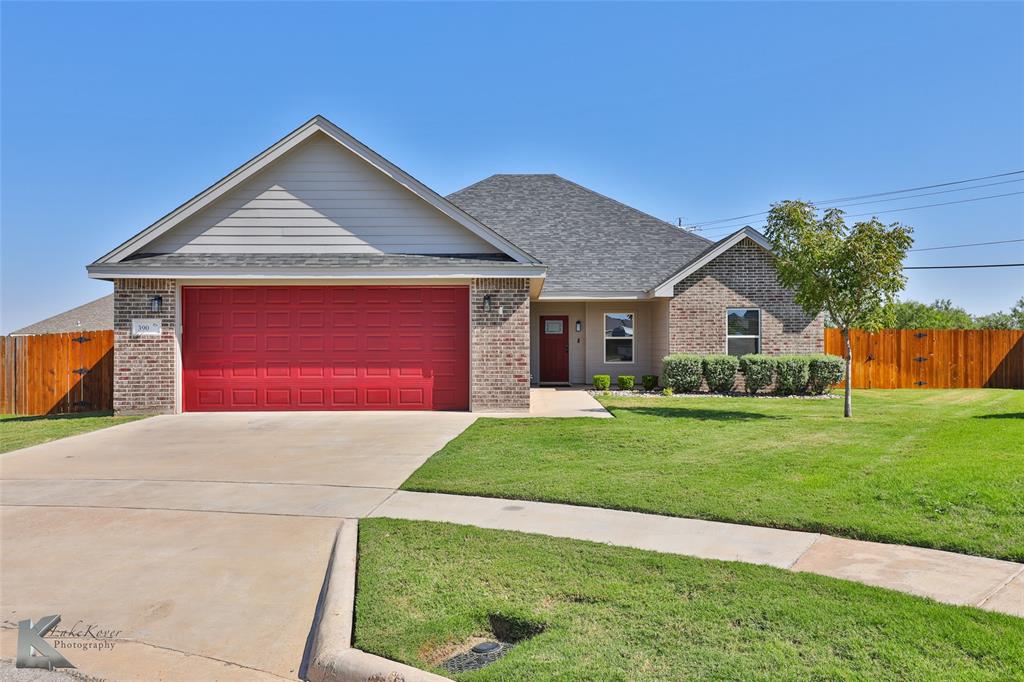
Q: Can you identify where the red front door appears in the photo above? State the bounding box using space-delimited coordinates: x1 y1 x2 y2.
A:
182 285 469 411
539 315 569 383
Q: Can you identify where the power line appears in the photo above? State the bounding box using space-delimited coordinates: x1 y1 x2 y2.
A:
687 170 1024 228
826 178 1023 210
904 263 1024 269
696 190 1024 235
910 238 1024 252
843 191 1024 218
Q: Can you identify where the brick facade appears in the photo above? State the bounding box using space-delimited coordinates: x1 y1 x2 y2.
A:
113 278 177 414
470 277 531 410
669 238 823 356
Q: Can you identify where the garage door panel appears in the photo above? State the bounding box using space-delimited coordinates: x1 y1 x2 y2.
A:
230 288 257 304
264 288 291 304
298 289 326 304
298 335 325 352
183 286 468 411
266 388 291 406
266 311 291 327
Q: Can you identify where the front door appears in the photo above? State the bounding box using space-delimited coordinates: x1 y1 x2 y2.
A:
539 315 569 383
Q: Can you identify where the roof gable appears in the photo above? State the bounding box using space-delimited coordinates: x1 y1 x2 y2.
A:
650 226 774 297
447 174 710 295
94 116 538 265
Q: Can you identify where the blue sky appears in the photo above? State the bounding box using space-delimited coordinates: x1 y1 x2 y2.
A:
2 1 1021 333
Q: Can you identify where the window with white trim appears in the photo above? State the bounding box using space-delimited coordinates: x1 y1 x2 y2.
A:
726 308 760 356
604 313 634 363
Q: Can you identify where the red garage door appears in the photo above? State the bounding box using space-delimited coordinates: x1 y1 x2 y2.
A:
182 286 469 411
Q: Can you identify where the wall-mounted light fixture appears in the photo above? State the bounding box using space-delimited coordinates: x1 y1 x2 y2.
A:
149 295 163 313
482 294 493 313
575 320 583 333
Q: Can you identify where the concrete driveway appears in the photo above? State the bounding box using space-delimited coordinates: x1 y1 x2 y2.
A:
0 412 475 680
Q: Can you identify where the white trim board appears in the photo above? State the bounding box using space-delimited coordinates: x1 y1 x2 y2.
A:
87 265 548 280
92 115 540 266
650 227 774 297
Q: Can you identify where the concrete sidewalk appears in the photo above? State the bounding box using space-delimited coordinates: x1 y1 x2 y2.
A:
371 491 1024 618
479 387 612 418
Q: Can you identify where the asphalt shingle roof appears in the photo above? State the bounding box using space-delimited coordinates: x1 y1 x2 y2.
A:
447 174 711 293
11 294 114 335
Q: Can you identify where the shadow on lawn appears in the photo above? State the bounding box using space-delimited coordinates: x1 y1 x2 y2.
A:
610 406 782 421
0 411 114 424
974 413 1024 420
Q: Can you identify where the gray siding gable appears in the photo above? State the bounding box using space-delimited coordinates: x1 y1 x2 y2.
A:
146 133 498 256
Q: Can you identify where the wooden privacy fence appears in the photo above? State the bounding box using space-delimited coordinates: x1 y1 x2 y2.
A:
825 328 1023 389
0 331 114 415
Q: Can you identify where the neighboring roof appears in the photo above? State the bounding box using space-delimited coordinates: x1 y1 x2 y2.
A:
651 226 773 297
447 174 710 295
10 294 113 335
88 252 545 279
90 115 540 267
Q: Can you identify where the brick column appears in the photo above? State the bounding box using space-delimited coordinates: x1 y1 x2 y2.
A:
470 278 530 411
113 278 177 414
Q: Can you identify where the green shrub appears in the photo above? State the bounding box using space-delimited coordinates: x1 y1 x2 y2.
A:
808 355 845 394
739 355 776 394
702 355 739 393
592 374 611 391
617 375 636 390
774 356 811 395
641 374 659 391
661 387 674 396
661 354 703 392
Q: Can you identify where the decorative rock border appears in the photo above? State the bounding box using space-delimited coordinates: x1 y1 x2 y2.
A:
588 389 840 400
306 520 451 682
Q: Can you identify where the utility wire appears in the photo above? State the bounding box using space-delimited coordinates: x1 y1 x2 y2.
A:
823 178 1023 210
695 190 1024 235
687 170 1024 228
909 238 1024 252
904 263 1024 269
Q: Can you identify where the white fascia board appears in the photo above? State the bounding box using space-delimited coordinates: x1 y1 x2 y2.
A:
87 265 548 281
94 115 540 265
650 227 774 297
537 290 652 301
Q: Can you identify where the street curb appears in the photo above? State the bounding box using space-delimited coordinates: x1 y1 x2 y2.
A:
306 519 451 682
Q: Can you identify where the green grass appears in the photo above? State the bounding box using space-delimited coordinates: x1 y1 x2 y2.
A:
356 519 1024 681
403 390 1024 561
0 412 145 453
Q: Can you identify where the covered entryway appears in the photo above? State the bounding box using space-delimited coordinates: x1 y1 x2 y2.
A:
182 285 469 411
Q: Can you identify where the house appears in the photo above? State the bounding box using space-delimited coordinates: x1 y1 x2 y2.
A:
9 294 113 336
86 115 822 414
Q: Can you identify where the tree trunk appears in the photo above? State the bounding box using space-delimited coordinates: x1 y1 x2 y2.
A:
843 327 853 418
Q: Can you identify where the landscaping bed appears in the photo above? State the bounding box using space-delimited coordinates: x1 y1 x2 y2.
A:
403 389 1024 561
588 389 839 400
0 412 145 454
356 519 1024 680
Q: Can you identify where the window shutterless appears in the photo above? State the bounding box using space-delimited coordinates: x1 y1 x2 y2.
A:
604 313 634 363
726 308 760 356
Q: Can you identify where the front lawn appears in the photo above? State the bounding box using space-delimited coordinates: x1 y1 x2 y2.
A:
356 519 1024 680
403 390 1024 561
0 412 144 453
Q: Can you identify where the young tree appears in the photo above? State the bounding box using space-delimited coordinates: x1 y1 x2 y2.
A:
764 201 913 417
